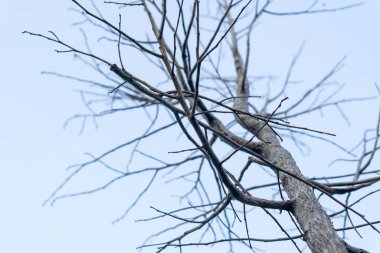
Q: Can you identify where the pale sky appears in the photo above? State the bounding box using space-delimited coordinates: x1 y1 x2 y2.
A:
1 1 380 253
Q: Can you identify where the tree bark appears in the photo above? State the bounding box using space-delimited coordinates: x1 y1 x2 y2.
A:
228 16 348 251
259 141 348 253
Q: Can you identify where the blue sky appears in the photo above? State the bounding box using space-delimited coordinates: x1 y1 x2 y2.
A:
1 1 380 252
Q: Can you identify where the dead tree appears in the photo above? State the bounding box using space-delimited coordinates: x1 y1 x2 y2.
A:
24 1 380 252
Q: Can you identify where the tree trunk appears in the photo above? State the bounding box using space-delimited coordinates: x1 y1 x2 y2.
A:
260 142 348 253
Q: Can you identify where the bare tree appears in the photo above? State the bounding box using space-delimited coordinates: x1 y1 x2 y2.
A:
24 0 380 252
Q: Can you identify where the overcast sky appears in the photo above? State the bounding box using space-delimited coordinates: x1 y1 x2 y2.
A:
1 1 380 253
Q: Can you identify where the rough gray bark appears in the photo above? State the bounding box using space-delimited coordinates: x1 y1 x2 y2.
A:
261 142 347 253
234 92 348 253
229 19 348 252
